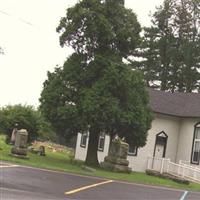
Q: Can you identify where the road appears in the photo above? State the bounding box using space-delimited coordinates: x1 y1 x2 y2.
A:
0 162 200 200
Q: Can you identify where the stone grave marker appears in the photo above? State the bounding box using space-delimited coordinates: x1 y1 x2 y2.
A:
38 145 45 156
11 129 29 159
101 137 131 173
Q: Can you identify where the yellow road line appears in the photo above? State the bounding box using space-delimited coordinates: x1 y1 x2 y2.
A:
65 180 113 195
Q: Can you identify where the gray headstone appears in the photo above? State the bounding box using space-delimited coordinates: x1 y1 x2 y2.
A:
11 129 29 158
15 129 28 148
101 138 131 173
38 146 45 156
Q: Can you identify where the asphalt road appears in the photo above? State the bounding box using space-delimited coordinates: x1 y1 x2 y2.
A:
0 162 200 200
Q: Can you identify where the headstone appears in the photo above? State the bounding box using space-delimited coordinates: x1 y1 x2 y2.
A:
10 125 18 144
101 137 131 173
38 145 45 156
28 145 46 156
10 129 29 159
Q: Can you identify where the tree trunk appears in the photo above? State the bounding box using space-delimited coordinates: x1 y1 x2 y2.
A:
85 127 99 167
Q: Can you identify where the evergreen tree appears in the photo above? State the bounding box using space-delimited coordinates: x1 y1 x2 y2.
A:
132 0 200 92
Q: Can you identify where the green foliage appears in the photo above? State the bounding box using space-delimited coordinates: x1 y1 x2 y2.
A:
56 0 141 59
0 105 55 142
131 0 200 92
40 53 152 148
79 55 152 147
36 115 57 142
40 55 85 139
41 0 152 165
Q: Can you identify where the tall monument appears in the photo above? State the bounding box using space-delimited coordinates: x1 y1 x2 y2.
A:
101 137 131 173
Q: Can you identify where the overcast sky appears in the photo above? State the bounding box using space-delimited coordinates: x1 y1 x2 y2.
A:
0 0 163 108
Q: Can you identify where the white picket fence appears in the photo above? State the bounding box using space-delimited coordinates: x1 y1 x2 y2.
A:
147 157 200 184
179 160 200 170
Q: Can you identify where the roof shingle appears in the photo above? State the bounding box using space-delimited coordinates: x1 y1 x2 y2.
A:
148 88 200 117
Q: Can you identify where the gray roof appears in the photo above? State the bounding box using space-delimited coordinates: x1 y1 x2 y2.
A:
148 88 200 118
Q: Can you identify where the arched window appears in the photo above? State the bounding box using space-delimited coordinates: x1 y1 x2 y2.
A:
191 123 200 164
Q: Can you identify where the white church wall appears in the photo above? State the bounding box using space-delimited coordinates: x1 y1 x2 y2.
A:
176 118 199 163
127 114 180 172
74 114 197 172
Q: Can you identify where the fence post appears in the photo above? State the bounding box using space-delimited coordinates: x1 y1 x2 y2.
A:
152 156 155 170
194 170 197 180
160 158 164 174
147 157 150 170
182 166 185 178
177 164 180 176
166 159 170 173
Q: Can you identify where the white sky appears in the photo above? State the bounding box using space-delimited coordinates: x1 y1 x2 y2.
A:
0 0 163 108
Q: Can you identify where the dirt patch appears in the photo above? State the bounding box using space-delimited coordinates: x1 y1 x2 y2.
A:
31 140 74 154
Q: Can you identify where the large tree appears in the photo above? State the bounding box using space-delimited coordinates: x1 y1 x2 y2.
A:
131 0 200 92
40 0 152 166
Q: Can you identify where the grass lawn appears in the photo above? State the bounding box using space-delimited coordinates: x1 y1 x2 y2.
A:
1 134 200 192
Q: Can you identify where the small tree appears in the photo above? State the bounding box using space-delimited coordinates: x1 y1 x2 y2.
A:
0 105 54 142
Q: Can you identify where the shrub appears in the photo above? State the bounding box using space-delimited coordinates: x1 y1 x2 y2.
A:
0 105 55 142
